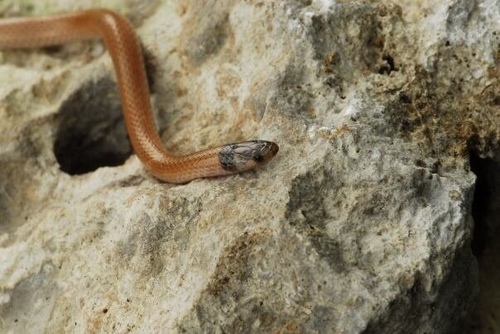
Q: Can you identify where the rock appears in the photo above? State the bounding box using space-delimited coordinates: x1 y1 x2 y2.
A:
1 0 498 332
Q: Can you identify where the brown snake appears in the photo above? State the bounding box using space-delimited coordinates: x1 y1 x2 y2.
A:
0 8 279 183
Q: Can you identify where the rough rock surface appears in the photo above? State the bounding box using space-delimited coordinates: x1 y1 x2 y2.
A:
0 0 498 333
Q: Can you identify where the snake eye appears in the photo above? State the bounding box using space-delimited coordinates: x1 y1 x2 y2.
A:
252 141 278 165
253 152 264 162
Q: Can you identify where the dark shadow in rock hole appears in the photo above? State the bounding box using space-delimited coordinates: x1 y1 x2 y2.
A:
460 150 500 332
53 77 132 175
469 151 500 256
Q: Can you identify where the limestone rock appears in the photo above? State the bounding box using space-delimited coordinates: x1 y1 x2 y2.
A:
1 0 498 332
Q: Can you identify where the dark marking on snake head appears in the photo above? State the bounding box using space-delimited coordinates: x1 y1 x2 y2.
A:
219 140 279 173
219 144 239 172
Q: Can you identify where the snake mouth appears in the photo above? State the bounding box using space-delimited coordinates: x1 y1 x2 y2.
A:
254 141 279 163
219 140 279 172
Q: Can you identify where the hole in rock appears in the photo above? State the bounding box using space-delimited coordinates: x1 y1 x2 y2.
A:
464 150 500 331
469 151 500 256
53 78 132 175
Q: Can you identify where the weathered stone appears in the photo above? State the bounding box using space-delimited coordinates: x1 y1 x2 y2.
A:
1 0 498 332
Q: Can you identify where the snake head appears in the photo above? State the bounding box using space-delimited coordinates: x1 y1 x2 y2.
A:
219 140 279 173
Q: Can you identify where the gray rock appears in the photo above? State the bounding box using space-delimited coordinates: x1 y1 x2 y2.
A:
1 0 498 332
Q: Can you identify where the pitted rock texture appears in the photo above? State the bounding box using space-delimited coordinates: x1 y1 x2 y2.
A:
0 0 498 333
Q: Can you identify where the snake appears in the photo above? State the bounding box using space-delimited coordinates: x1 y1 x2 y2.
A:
0 8 279 183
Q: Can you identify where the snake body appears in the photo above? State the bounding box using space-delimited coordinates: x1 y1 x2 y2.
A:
0 9 278 183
